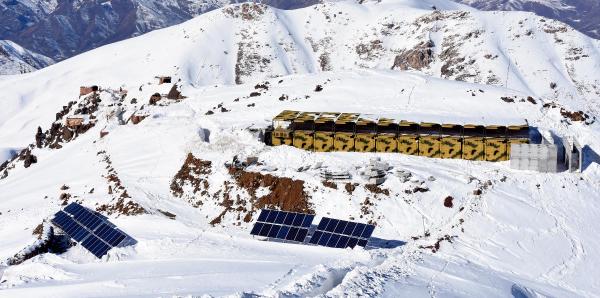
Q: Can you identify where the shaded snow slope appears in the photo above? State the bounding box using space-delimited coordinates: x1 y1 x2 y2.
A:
0 40 54 75
454 0 600 39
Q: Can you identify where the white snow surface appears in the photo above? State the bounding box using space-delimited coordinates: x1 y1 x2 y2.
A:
0 0 599 297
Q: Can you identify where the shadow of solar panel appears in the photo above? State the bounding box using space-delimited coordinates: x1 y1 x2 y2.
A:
311 217 376 249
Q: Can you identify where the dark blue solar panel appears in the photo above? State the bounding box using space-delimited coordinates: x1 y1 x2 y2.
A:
334 221 347 234
347 237 359 248
257 209 269 222
318 232 331 246
295 228 308 242
311 217 375 249
361 224 375 238
336 236 350 248
259 223 272 237
351 223 366 237
343 222 356 235
250 209 314 243
283 213 295 225
302 215 314 228
286 227 299 241
327 234 341 248
309 231 323 244
250 222 263 235
277 226 290 239
81 235 111 258
267 225 281 238
275 212 287 224
325 219 339 232
292 214 304 227
357 239 368 247
72 226 90 242
317 217 330 230
52 203 135 258
266 210 278 223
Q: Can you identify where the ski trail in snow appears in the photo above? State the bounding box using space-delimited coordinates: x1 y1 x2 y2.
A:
536 177 585 288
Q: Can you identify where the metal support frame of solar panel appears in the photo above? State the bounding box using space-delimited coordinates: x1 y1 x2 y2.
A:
309 217 375 249
250 209 315 243
51 202 134 258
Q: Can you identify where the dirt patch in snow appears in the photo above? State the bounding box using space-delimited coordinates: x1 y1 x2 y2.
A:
170 153 212 200
444 196 454 208
365 184 390 196
229 167 313 214
96 150 147 216
322 180 337 189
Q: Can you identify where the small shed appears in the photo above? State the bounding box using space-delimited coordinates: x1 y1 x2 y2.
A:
156 76 172 85
80 85 99 96
65 115 89 127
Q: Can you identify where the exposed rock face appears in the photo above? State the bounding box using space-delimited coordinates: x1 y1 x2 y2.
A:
392 41 434 71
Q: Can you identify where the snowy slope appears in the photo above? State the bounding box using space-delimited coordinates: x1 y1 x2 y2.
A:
0 40 54 75
0 1 599 297
0 0 320 62
454 0 600 39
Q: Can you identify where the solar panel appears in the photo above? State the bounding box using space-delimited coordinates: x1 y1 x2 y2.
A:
250 209 315 243
309 217 375 249
51 202 136 258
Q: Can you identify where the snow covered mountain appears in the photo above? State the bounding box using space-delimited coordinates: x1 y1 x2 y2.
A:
0 0 599 296
454 0 600 39
0 40 54 75
0 0 320 63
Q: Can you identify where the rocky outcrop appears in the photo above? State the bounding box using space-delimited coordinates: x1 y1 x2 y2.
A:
392 41 434 71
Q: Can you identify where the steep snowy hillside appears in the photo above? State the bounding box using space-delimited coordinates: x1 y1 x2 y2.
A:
454 0 600 39
0 1 599 297
0 40 54 75
0 0 320 62
1 0 598 144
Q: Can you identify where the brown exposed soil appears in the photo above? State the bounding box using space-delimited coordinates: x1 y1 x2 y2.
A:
229 168 313 214
322 180 337 189
345 183 357 194
501 96 515 103
96 150 147 216
365 184 390 196
560 108 589 122
420 234 453 253
167 84 186 100
170 153 212 198
444 196 454 208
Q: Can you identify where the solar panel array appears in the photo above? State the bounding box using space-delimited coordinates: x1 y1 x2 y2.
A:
51 202 135 258
250 209 315 243
309 217 375 249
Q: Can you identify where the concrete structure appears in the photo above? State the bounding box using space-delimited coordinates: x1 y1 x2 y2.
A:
561 137 583 173
510 143 558 173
